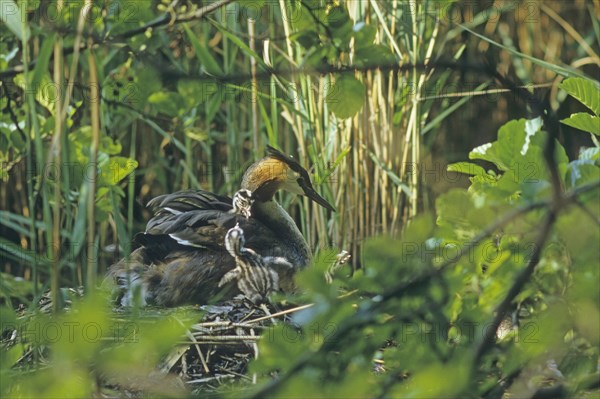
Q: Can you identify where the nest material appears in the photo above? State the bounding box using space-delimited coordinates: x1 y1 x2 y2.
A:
168 296 299 394
5 291 306 397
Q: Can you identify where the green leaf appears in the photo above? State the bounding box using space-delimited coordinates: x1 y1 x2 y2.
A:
326 74 365 119
177 79 209 107
0 343 23 369
0 238 50 267
14 73 55 113
560 77 600 115
31 33 56 95
469 119 528 171
100 157 138 186
579 147 600 161
354 45 396 68
352 22 376 48
182 23 223 77
447 162 487 176
566 161 600 188
561 113 600 136
0 210 46 237
0 270 36 300
0 0 30 41
147 91 185 117
327 5 353 48
316 146 351 184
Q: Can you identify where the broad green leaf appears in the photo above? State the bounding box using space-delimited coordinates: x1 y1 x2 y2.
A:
0 344 23 369
393 360 468 398
326 74 365 119
0 0 30 41
579 147 600 161
100 157 138 186
447 162 487 176
469 119 528 171
14 73 55 113
561 113 600 136
560 77 600 115
566 161 600 188
327 5 353 48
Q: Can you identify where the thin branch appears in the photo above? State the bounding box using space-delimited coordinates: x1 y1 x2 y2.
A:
472 210 556 365
0 0 233 79
471 70 570 367
109 0 233 41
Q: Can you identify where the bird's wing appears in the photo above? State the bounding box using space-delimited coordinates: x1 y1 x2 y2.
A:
146 189 233 214
137 189 295 266
135 190 236 254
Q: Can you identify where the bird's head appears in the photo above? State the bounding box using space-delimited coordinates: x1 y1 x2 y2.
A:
225 223 245 257
232 189 254 218
241 146 335 212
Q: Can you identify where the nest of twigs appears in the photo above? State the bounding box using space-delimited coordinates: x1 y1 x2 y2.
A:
163 297 299 394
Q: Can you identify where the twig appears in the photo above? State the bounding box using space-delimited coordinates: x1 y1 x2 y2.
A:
182 335 261 342
0 0 233 79
216 367 253 381
186 374 236 384
185 329 210 374
472 210 556 365
246 303 314 324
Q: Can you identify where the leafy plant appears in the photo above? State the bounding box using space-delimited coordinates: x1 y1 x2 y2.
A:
1 291 194 398
247 110 600 398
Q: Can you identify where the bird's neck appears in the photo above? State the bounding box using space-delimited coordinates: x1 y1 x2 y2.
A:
252 199 311 267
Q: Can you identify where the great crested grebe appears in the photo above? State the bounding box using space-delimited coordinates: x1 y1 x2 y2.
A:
109 146 335 307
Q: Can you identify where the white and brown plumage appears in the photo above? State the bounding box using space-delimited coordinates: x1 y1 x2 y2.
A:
218 223 282 303
108 146 335 307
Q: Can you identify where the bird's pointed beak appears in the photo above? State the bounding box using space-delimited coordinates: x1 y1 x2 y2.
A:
301 183 336 212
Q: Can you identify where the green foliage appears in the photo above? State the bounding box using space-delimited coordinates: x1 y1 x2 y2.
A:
326 74 365 119
248 112 600 397
1 290 194 398
560 77 600 115
0 0 29 41
450 117 569 202
560 77 600 136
